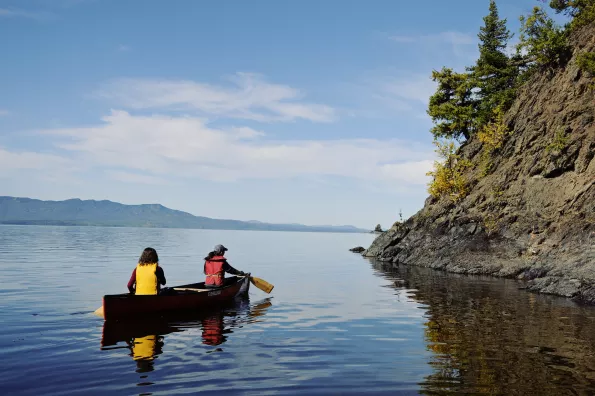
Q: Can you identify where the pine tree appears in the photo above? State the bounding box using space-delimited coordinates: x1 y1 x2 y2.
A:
548 0 595 29
471 0 517 127
427 67 477 140
427 1 520 140
518 6 570 69
549 0 590 16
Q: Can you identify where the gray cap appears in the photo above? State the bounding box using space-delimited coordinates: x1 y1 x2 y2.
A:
214 244 228 253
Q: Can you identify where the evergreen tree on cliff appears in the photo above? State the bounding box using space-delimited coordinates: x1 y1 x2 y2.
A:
548 0 595 28
427 1 516 141
471 0 517 126
427 68 476 140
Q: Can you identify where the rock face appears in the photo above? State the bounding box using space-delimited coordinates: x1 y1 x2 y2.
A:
363 26 595 303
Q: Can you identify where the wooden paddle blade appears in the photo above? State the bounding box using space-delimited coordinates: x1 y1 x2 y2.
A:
94 306 104 318
250 277 274 294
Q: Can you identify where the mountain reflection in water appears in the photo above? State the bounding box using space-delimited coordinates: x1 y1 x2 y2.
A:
369 259 595 395
100 297 273 374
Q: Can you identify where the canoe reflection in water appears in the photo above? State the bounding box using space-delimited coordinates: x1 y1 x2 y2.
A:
100 296 273 373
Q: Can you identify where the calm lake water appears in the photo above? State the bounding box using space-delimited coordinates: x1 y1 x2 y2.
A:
1 225 595 395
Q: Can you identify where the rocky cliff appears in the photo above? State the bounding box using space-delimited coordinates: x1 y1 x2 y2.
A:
361 25 595 303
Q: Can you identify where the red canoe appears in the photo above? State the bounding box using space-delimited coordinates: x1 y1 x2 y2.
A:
98 276 251 321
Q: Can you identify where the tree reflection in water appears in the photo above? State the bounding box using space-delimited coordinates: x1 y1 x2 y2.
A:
369 259 595 395
100 296 273 373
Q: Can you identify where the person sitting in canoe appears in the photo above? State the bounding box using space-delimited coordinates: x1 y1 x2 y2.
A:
204 244 248 288
127 247 167 295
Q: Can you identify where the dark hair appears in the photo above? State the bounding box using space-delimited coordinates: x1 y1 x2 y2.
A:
139 247 159 265
204 250 224 260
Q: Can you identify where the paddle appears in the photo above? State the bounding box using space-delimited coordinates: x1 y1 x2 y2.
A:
248 276 274 294
94 306 104 318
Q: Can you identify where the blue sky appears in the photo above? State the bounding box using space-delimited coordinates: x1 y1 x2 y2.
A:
0 0 547 228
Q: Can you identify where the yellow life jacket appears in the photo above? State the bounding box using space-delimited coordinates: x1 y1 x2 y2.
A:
135 263 158 295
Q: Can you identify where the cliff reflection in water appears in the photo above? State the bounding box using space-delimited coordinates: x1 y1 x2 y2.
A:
370 260 595 395
100 296 273 373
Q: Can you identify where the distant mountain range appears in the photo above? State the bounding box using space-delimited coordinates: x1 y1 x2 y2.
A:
0 196 370 233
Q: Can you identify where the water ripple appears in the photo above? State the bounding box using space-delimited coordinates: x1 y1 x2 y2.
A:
2 225 595 394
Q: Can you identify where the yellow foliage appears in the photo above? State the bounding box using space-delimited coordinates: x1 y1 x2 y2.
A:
546 127 569 153
477 108 509 150
483 213 499 236
477 106 511 176
426 139 472 202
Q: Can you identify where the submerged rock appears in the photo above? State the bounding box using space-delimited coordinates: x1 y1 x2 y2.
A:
349 246 365 253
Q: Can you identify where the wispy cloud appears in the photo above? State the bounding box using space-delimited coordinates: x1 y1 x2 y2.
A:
351 71 436 121
38 110 434 185
106 170 168 185
389 31 476 46
117 44 130 52
0 7 53 20
389 31 477 63
48 0 97 8
0 109 10 117
0 147 70 175
95 73 336 123
382 74 437 105
388 36 417 43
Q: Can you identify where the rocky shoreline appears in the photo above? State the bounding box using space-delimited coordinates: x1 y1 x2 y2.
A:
356 24 595 304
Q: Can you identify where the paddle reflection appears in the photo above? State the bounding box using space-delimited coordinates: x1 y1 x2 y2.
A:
100 296 273 372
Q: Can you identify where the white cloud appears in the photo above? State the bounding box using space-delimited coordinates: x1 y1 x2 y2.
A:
352 72 437 120
505 37 523 57
390 31 475 46
40 110 434 185
378 160 434 185
0 8 52 20
382 74 437 105
390 31 478 63
0 109 10 116
117 44 130 52
389 36 417 43
435 31 476 46
0 147 70 174
95 73 336 123
107 171 167 185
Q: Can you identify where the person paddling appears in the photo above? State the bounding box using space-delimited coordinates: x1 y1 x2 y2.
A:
127 247 166 295
204 244 248 288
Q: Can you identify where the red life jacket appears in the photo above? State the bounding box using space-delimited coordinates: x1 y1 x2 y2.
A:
204 256 226 286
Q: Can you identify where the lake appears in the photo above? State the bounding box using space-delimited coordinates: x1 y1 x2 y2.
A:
1 225 595 395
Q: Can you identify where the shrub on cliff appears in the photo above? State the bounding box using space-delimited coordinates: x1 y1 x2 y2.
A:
577 52 595 75
426 140 472 202
518 6 571 69
477 106 512 176
549 0 595 29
